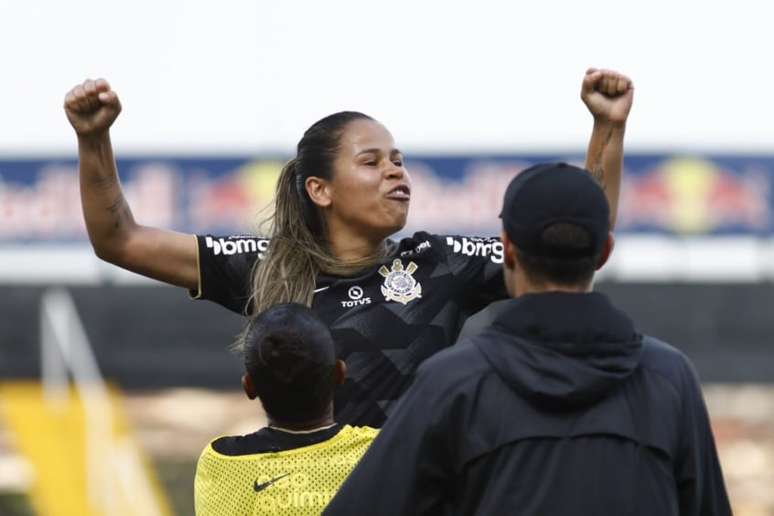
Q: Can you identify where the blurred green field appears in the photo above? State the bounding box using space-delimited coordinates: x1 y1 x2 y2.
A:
0 493 34 516
0 460 196 516
153 460 197 516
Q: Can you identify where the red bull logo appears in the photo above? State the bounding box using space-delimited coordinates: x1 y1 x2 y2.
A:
0 163 177 240
407 160 528 232
189 160 283 232
618 157 770 234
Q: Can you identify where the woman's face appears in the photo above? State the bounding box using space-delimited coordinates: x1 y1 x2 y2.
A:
318 119 411 239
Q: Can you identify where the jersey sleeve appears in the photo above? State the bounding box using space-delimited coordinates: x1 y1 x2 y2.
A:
438 235 509 311
190 235 269 315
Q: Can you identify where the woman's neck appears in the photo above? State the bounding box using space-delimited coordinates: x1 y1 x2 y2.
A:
327 222 387 262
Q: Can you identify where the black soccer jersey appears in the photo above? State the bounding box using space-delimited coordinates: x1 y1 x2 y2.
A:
193 232 507 427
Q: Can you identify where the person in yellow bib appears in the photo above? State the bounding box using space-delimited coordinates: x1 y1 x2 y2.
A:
194 303 377 516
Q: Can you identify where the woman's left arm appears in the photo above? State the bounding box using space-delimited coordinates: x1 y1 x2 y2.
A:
581 68 635 229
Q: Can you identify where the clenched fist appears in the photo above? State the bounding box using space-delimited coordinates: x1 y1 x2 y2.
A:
581 68 634 125
64 78 122 138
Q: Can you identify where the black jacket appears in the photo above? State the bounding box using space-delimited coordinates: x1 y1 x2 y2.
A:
324 292 731 515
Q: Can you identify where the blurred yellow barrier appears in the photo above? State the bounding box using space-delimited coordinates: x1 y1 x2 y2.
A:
0 382 172 516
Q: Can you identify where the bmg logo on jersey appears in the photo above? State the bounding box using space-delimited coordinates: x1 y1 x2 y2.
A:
446 236 503 264
205 236 269 258
341 285 372 308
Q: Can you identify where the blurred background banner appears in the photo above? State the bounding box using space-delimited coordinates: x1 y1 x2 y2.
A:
1 154 772 242
3 156 774 515
2 0 774 512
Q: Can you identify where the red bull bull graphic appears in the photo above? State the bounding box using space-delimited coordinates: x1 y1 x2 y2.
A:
188 160 283 233
618 157 770 235
0 155 771 243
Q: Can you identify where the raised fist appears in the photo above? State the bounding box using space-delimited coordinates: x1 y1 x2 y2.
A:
581 68 634 125
64 78 122 138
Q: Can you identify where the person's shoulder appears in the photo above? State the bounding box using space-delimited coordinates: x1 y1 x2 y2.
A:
434 233 504 265
339 424 379 440
638 335 698 388
196 438 229 475
395 232 503 262
197 440 219 462
391 231 443 260
208 434 247 456
208 428 275 456
416 336 491 389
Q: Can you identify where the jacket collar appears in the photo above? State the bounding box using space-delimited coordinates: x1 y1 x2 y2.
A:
491 292 638 356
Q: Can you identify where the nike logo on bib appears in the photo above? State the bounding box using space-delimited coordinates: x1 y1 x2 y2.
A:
253 473 289 493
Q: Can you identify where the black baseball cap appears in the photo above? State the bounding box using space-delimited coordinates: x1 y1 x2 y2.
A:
499 162 610 258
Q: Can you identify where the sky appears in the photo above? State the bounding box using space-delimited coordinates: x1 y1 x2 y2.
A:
0 0 772 154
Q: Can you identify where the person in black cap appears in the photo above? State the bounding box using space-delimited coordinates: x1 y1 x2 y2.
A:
195 303 377 516
323 163 731 516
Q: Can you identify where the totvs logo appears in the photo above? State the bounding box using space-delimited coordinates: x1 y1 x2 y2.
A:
341 286 372 308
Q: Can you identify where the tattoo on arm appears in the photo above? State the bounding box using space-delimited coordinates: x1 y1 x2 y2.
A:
107 196 129 230
589 127 614 191
87 172 118 190
590 164 605 188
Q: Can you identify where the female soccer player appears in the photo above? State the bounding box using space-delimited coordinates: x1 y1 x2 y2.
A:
64 69 633 427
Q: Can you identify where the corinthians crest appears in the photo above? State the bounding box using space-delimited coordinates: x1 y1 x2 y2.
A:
379 259 422 305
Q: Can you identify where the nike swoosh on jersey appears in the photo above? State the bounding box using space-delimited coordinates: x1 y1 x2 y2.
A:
313 286 330 293
253 473 289 493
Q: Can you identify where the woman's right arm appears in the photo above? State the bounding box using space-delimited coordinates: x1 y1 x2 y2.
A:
65 78 199 290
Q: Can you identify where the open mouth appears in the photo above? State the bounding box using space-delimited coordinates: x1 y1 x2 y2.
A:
386 184 411 201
